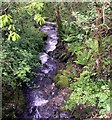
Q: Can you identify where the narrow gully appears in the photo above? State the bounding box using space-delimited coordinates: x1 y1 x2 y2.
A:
22 21 70 119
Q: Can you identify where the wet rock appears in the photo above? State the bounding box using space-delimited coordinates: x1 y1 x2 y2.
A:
39 52 49 64
60 111 69 118
23 22 71 119
45 21 57 26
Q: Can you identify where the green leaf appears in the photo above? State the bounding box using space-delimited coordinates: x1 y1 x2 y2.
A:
34 14 45 25
0 14 12 28
7 31 20 41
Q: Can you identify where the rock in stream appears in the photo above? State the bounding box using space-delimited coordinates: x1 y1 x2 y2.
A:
22 21 71 120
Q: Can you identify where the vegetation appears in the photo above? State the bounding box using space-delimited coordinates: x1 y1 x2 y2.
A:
1 1 111 119
1 2 46 118
53 2 111 118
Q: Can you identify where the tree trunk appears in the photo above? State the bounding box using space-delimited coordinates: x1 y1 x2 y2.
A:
95 3 103 78
55 4 63 41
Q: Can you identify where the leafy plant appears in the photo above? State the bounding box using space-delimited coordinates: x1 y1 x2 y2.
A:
1 2 45 89
34 14 45 25
85 38 98 53
0 14 12 28
2 27 44 89
0 14 20 41
74 49 92 65
67 42 82 55
8 31 20 41
25 2 45 25
65 70 111 115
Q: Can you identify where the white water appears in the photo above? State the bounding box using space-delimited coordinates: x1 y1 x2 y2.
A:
39 52 49 64
25 21 59 119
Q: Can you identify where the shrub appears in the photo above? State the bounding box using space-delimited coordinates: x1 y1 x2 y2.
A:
65 70 111 115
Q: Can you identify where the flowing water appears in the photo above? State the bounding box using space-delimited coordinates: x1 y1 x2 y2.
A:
23 22 70 119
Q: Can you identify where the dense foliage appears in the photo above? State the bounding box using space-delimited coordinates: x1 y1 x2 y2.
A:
53 2 111 118
1 2 45 88
1 1 111 119
1 2 46 118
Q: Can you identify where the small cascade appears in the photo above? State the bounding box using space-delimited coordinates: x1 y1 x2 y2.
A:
23 22 70 119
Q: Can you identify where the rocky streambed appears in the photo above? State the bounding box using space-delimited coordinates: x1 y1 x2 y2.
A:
22 21 72 120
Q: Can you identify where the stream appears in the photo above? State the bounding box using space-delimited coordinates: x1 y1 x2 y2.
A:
22 21 71 119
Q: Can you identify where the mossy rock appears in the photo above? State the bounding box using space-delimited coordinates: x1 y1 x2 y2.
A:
53 69 69 88
53 74 61 83
55 75 69 88
58 70 68 76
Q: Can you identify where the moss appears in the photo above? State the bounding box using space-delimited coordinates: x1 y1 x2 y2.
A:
53 70 69 88
56 75 69 88
58 70 68 76
53 74 61 83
